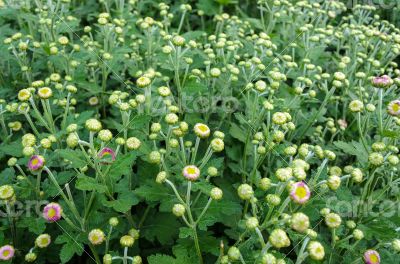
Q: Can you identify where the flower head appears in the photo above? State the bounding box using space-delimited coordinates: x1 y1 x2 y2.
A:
325 212 342 228
269 229 291 248
98 147 116 164
349 100 364 112
363 250 380 264
194 123 210 138
28 155 45 171
85 118 102 132
0 245 14 261
37 87 53 99
291 212 310 233
43 202 63 222
290 181 311 204
372 75 392 88
237 184 254 200
18 89 31 101
387 100 400 116
88 229 105 245
0 185 14 200
211 138 224 152
307 241 325 260
136 76 151 88
120 235 135 247
182 165 200 181
35 234 51 248
126 137 141 150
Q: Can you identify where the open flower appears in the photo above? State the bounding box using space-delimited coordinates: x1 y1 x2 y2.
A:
182 165 200 181
88 229 105 245
308 241 325 260
35 234 51 248
98 147 116 164
43 202 63 222
387 100 400 116
37 87 53 99
325 212 342 228
18 88 31 101
194 123 210 138
0 245 14 260
290 181 311 204
28 155 45 171
0 185 14 200
363 250 380 264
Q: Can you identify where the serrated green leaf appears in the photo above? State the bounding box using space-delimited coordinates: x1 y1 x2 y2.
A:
76 175 107 193
102 190 139 212
57 149 87 168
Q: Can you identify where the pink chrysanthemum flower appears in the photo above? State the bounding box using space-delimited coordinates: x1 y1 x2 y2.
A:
0 245 14 261
98 147 116 164
387 100 400 116
372 75 392 88
43 202 63 222
363 250 380 264
182 165 200 181
290 181 311 204
28 155 45 171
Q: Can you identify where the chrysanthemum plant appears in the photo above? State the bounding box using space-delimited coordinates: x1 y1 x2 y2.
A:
0 0 400 263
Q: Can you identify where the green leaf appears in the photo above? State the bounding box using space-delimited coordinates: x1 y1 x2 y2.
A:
0 140 22 158
134 183 175 202
360 218 398 240
60 241 84 263
196 199 242 230
55 234 84 263
196 0 219 15
229 123 246 142
0 168 15 185
142 212 180 244
57 149 87 168
333 140 368 164
179 227 193 239
108 152 137 180
76 175 107 193
184 79 207 94
17 217 46 235
148 254 176 264
102 191 139 212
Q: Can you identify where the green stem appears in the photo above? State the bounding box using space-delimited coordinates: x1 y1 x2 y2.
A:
88 243 101 264
357 112 369 153
378 88 383 137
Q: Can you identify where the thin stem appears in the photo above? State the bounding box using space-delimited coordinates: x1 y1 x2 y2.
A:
357 112 369 153
195 198 213 224
377 88 383 137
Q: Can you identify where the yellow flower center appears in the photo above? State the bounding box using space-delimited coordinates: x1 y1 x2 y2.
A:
2 250 9 257
198 125 208 132
392 103 400 112
370 254 379 263
187 167 196 175
295 186 307 199
31 159 39 166
47 208 56 218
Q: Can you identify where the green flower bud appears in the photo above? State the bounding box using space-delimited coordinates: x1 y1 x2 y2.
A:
237 184 253 200
227 247 241 261
172 204 186 217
